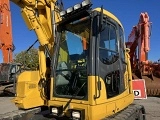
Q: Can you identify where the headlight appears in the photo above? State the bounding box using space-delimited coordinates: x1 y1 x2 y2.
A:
72 111 80 119
60 11 66 17
52 107 58 114
50 105 63 116
82 1 90 7
66 7 73 14
59 0 91 19
74 4 81 10
70 109 85 120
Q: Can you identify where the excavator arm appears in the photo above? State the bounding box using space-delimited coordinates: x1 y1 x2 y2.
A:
0 0 14 63
11 0 61 49
11 0 63 109
11 0 54 46
126 12 151 78
11 0 61 80
126 13 160 97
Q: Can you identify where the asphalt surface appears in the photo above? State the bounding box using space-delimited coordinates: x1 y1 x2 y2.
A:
0 97 18 114
0 96 160 120
134 97 160 120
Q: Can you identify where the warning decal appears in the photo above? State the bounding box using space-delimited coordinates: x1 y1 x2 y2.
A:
132 79 147 99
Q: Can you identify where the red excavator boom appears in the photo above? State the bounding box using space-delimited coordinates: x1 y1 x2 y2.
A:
0 0 14 63
126 12 160 96
126 12 152 79
0 0 20 88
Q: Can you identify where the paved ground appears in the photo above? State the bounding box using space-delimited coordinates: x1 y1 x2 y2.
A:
134 97 160 120
0 96 160 119
0 97 18 114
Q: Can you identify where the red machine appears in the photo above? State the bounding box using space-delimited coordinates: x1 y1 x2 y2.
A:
0 0 14 63
0 1 22 94
126 12 160 96
126 12 152 79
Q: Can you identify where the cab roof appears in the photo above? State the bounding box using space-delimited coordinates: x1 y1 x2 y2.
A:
94 8 123 30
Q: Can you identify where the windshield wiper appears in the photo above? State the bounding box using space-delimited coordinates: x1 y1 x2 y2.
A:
62 82 86 112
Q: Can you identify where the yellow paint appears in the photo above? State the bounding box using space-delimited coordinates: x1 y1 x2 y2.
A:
13 71 44 109
94 8 124 30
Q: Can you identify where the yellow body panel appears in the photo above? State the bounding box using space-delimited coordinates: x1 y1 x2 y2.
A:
13 71 44 109
49 74 134 120
49 93 133 120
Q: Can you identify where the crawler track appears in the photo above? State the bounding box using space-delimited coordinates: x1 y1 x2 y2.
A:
103 104 145 120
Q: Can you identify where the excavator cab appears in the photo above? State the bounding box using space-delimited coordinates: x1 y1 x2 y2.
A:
45 2 143 119
0 63 22 84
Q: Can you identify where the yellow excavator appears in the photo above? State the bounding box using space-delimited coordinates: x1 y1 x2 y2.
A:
9 0 145 119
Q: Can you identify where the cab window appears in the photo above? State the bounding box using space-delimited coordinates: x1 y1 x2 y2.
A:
99 23 118 65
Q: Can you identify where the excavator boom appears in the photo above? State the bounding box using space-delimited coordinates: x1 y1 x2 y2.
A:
126 12 160 96
0 0 21 86
0 0 14 63
11 0 63 109
126 12 151 76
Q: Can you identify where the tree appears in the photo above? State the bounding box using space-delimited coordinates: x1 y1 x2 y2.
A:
14 48 39 70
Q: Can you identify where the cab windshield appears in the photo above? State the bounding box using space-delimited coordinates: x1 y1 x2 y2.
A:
54 17 90 99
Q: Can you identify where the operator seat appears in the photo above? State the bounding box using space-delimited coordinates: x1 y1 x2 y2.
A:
56 61 71 86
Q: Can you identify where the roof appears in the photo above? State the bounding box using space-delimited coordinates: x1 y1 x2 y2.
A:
94 8 123 30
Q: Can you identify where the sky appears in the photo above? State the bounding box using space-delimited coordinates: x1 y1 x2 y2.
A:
1 0 160 62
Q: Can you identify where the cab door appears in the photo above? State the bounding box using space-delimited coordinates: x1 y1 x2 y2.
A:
96 19 126 99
